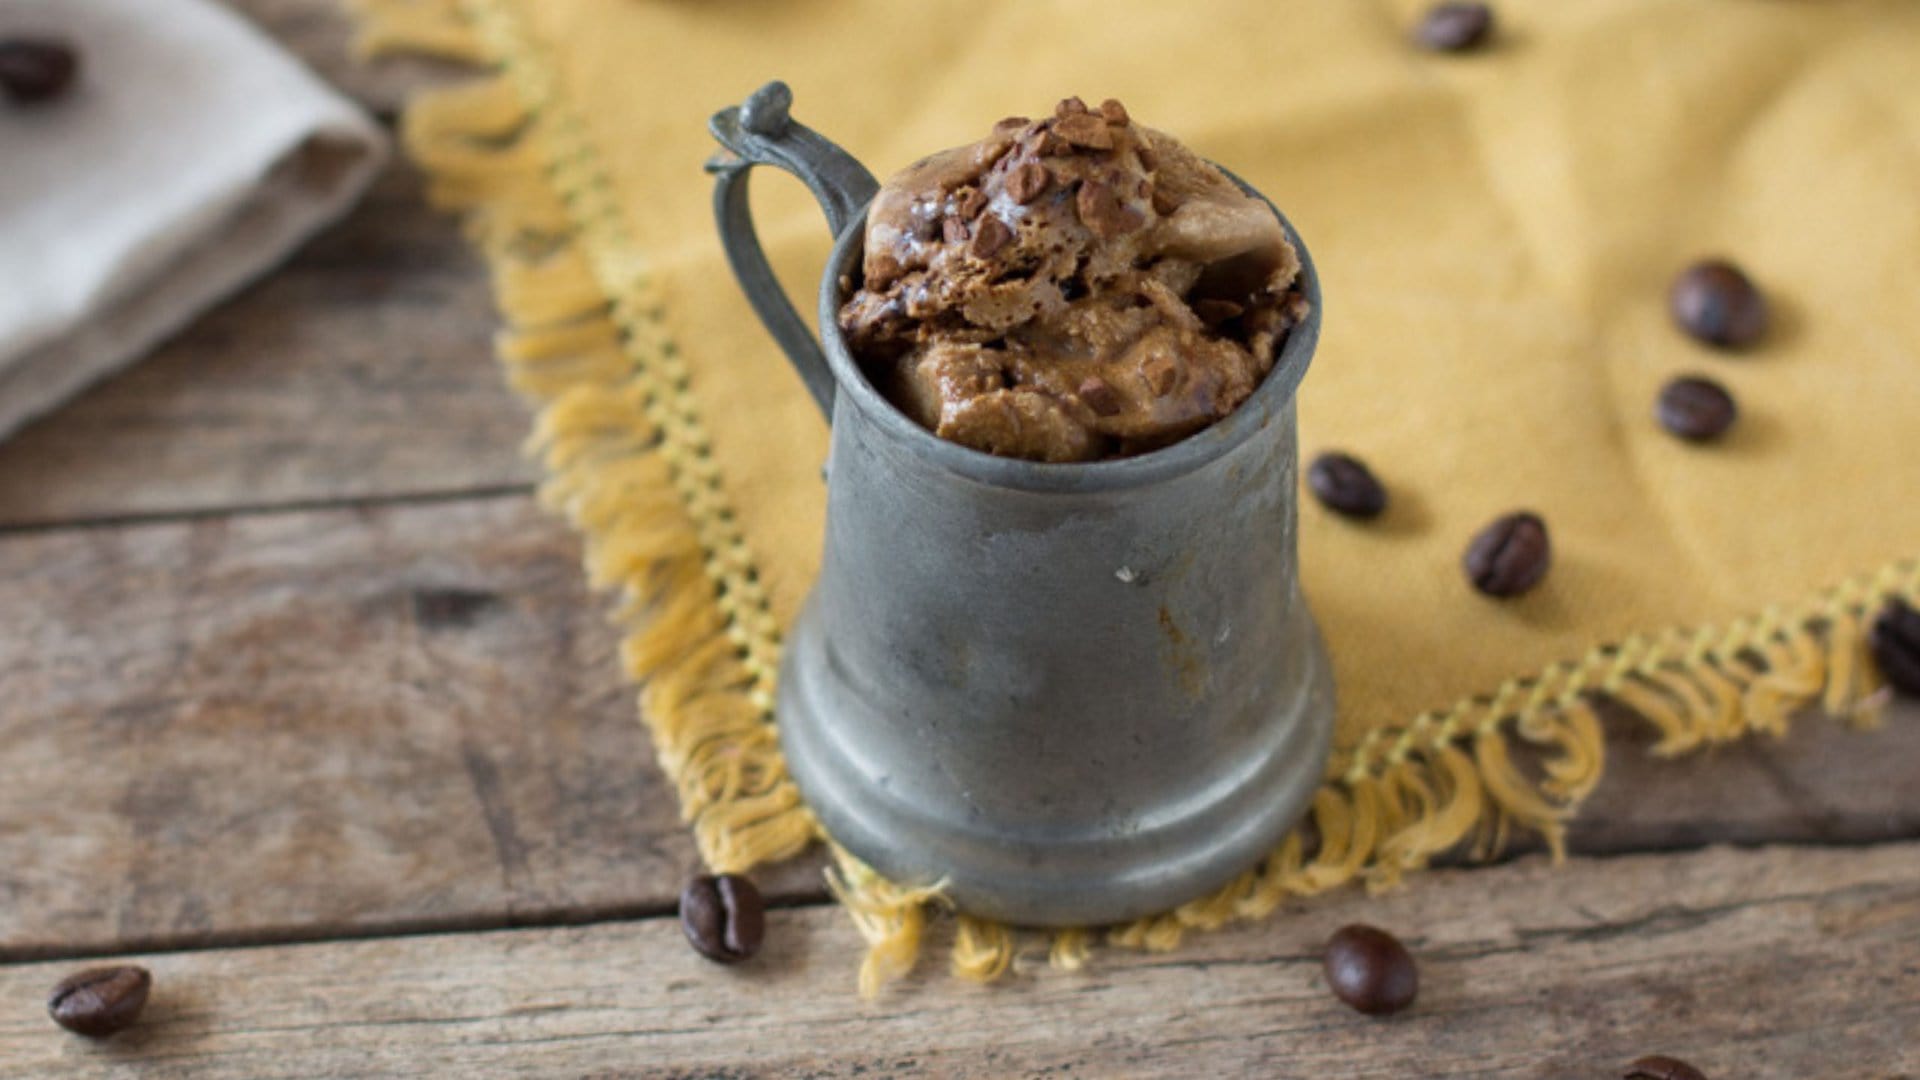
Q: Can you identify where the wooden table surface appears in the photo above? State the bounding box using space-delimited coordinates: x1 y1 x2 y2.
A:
0 3 1914 1076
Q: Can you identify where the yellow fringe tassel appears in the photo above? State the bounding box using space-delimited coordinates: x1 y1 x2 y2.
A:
353 0 1920 998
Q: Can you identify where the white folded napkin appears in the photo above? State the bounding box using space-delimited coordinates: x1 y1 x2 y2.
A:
0 0 388 441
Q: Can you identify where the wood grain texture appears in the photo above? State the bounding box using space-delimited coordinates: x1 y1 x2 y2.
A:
0 159 536 529
0 842 1913 1078
1 486 1912 960
0 0 524 529
0 495 820 961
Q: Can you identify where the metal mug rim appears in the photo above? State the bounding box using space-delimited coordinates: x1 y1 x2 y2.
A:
813 177 1321 494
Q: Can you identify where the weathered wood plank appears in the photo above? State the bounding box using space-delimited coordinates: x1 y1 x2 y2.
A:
0 159 535 529
0 0 522 528
0 842 1912 1078
0 485 1913 958
0 495 820 961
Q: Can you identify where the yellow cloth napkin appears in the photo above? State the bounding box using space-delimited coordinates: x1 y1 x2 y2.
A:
356 0 1920 991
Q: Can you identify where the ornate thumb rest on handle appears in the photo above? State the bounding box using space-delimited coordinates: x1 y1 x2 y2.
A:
706 81 878 418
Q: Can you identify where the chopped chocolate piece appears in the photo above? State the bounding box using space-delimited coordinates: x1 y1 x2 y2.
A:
1099 98 1130 126
1194 299 1244 324
971 215 1014 259
1078 376 1122 416
840 100 1306 463
1076 178 1139 238
1007 161 1052 205
1142 354 1179 396
1054 111 1115 150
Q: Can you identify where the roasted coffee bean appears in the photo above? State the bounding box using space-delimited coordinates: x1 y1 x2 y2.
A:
1414 2 1495 52
1323 924 1418 1015
1623 1054 1709 1080
0 39 79 105
680 873 765 964
1308 452 1388 519
1669 259 1767 349
1656 375 1738 441
48 966 150 1038
1006 161 1052 205
1463 511 1551 597
1870 597 1920 696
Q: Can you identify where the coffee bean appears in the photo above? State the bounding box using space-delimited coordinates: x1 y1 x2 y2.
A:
1669 259 1767 349
0 39 79 105
1463 511 1550 597
1323 924 1418 1015
1656 375 1738 441
48 966 150 1038
1308 451 1388 519
680 873 765 964
1869 597 1920 697
1623 1054 1709 1080
1414 2 1495 52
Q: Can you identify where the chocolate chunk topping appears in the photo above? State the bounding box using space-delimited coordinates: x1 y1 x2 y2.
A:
1142 354 1178 396
1194 299 1245 325
995 115 1030 130
1006 161 1052 205
1151 187 1179 216
956 187 987 219
1055 96 1090 117
941 217 971 244
1078 376 1122 417
1077 178 1138 238
1099 98 1130 126
971 215 1014 259
866 253 905 290
1054 111 1115 150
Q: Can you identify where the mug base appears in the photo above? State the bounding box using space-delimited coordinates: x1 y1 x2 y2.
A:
775 597 1337 928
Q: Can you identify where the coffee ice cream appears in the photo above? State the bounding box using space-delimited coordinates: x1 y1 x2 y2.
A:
839 97 1308 463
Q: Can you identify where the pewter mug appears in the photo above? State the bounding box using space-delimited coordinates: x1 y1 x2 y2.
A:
708 82 1335 926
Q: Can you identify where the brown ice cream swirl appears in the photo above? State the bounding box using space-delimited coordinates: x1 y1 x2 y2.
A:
839 96 1308 463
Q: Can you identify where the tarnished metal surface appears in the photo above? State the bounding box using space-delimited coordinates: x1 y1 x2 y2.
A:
711 83 1334 925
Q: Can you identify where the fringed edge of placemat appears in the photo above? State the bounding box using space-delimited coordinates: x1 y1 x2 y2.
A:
351 0 1917 997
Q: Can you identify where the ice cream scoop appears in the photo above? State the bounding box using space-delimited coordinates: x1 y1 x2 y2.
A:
840 97 1309 462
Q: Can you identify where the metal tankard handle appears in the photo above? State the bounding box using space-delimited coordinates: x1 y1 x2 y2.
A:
707 81 879 419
